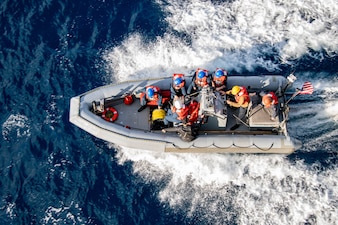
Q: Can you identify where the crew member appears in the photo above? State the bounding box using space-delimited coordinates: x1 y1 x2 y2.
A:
187 68 211 94
162 99 190 128
212 68 227 95
226 85 250 130
262 92 279 120
170 73 187 99
138 86 163 112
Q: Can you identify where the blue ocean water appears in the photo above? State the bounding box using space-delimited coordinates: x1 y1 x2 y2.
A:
1 0 337 224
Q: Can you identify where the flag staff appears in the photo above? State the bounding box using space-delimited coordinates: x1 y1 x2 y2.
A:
286 81 314 105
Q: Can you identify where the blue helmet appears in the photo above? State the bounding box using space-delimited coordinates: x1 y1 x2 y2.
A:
147 88 155 98
174 78 183 86
215 69 224 78
197 71 206 79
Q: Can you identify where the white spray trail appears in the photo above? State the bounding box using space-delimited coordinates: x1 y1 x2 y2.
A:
104 0 338 224
115 147 338 224
104 0 338 82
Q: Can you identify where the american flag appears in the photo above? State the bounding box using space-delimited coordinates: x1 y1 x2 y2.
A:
299 81 314 95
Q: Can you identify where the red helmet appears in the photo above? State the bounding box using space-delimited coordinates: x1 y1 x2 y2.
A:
124 95 134 105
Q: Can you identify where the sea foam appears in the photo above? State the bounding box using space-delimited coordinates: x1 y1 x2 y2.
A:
105 0 338 224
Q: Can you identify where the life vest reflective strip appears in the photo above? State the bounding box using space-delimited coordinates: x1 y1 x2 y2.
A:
173 73 184 80
267 92 279 105
196 68 208 74
215 68 227 74
235 87 250 104
175 107 190 120
102 107 118 122
195 76 208 87
215 68 228 76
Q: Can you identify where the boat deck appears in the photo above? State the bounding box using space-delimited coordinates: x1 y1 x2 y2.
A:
104 94 282 136
108 98 151 130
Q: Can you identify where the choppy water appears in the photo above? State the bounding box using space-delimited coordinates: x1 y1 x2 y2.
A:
1 0 337 224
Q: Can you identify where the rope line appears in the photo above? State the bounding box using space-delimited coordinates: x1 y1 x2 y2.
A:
171 141 274 151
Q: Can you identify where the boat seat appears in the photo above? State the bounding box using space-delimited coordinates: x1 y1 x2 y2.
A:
145 90 171 106
248 104 280 128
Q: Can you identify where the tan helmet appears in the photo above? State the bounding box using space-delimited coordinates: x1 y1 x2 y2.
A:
231 86 241 95
262 95 273 107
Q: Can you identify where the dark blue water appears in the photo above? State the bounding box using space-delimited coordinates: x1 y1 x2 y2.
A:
1 0 337 224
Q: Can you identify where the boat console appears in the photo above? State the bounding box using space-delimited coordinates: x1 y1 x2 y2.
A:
198 86 227 120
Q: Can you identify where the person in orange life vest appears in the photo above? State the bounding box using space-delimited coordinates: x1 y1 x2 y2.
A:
225 85 250 130
212 68 228 95
163 98 189 126
170 73 187 99
262 91 279 120
187 68 211 94
138 86 163 112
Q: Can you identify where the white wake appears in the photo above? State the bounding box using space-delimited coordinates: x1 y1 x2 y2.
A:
104 0 338 224
104 0 338 82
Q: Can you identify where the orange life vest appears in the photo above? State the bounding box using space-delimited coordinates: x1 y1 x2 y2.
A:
235 86 250 105
188 100 200 123
194 69 209 87
173 106 190 121
213 75 227 87
267 92 278 105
